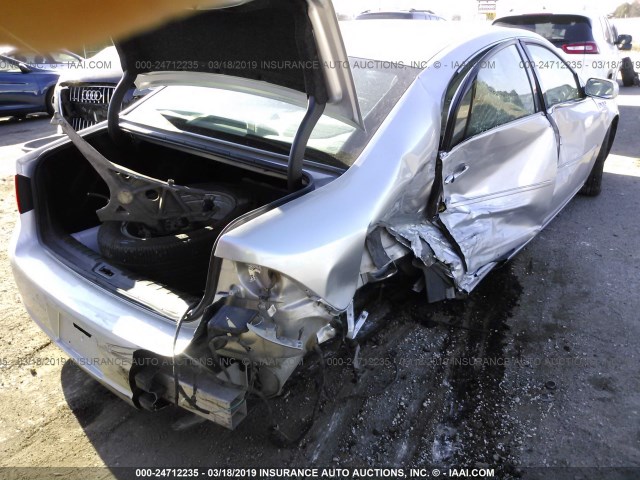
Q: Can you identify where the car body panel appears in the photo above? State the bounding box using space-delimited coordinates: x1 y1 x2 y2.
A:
213 26 561 308
0 48 82 116
0 61 58 115
213 27 617 309
549 97 608 210
9 212 199 405
439 113 558 274
216 76 442 310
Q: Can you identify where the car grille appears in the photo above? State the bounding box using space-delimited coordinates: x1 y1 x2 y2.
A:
69 117 96 131
68 85 115 105
64 85 116 130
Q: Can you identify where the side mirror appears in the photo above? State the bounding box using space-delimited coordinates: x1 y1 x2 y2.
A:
585 78 618 100
616 34 633 51
17 62 32 73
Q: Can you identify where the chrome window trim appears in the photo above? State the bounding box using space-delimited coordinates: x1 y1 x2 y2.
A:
441 39 540 152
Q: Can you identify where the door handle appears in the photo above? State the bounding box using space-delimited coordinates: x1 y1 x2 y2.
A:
444 164 469 184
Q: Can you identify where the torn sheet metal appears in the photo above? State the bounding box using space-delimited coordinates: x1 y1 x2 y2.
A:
385 217 484 294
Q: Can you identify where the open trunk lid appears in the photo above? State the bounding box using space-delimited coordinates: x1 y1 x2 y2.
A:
115 0 363 129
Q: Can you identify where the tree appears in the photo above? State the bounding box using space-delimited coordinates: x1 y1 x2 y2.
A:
612 1 640 18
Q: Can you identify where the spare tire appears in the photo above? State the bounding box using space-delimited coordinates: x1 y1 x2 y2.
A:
98 183 252 293
98 221 224 292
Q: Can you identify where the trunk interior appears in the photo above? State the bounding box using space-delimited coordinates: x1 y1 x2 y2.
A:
34 130 294 317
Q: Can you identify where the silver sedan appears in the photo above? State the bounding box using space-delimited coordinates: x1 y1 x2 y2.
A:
10 0 618 429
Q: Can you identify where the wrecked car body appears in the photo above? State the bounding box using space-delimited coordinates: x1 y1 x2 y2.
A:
10 0 619 429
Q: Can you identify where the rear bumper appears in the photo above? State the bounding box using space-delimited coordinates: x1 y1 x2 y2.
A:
9 211 199 404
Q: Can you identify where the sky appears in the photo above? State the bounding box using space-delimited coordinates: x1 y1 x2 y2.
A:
333 0 630 19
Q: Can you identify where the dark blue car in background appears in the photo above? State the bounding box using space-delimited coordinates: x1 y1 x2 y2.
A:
0 47 82 118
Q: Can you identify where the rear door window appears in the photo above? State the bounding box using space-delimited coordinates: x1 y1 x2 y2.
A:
450 45 536 146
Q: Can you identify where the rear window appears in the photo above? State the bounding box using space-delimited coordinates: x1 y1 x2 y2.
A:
123 59 419 169
494 15 594 47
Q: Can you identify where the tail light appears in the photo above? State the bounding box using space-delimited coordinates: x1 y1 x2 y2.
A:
562 41 600 54
15 174 34 214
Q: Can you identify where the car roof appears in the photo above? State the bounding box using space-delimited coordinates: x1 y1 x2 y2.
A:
340 20 541 64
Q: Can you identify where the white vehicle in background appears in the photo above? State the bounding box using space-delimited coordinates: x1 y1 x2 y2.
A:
494 11 633 84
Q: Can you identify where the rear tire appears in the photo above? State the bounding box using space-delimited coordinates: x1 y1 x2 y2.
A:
621 57 636 88
97 183 252 292
579 126 613 197
45 88 55 116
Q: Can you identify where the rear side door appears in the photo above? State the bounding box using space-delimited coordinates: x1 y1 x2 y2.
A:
432 42 558 275
523 42 608 214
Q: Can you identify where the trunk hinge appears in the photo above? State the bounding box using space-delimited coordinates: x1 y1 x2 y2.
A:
107 70 136 145
288 96 325 192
